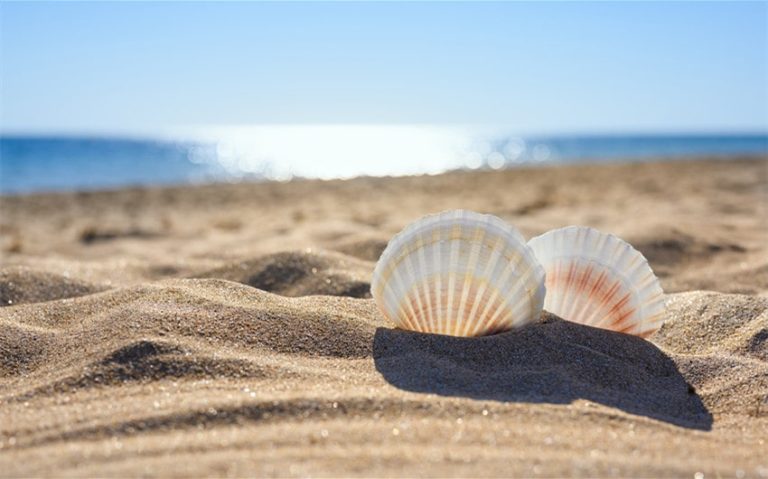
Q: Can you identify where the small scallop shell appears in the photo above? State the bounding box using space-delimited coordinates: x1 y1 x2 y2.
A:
371 210 546 337
527 226 665 338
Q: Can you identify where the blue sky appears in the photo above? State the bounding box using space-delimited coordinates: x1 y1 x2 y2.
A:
1 1 766 135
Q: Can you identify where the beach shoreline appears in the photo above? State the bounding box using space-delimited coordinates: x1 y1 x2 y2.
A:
1 156 767 477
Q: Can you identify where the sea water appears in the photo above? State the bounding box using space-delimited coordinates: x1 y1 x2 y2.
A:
1 126 766 194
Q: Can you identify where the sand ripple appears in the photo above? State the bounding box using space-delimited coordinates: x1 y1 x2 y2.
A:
0 266 106 307
193 251 373 298
1 273 767 477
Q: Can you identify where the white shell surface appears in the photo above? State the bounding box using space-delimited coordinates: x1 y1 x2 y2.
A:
371 210 546 337
527 226 665 338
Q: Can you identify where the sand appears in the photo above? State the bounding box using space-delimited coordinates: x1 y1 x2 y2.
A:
1 157 767 477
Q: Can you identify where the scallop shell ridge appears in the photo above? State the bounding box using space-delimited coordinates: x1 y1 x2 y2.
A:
527 226 665 338
371 210 546 337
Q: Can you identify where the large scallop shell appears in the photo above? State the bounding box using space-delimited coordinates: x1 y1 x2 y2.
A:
371 210 546 337
527 226 665 338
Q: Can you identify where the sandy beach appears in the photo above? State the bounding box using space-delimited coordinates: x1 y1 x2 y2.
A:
1 156 767 477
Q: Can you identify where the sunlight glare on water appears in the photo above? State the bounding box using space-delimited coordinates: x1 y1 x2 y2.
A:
186 125 489 180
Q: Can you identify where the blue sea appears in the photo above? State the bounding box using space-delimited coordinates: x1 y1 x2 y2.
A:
1 127 766 195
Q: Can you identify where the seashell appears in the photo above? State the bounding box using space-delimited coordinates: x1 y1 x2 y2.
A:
527 226 665 338
371 210 546 337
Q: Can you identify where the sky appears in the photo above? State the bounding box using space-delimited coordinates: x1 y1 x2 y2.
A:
1 1 766 136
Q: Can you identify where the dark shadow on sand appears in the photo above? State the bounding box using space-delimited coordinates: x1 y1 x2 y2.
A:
373 314 713 430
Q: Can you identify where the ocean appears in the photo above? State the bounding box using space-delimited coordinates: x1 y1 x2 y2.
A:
1 128 766 194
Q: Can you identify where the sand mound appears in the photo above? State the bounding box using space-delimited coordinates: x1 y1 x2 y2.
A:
630 229 746 268
330 235 389 262
0 321 60 376
1 257 215 289
0 279 381 379
192 250 374 298
651 292 768 416
622 227 760 294
671 354 767 416
0 266 106 306
8 338 294 404
656 291 768 360
79 225 161 244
